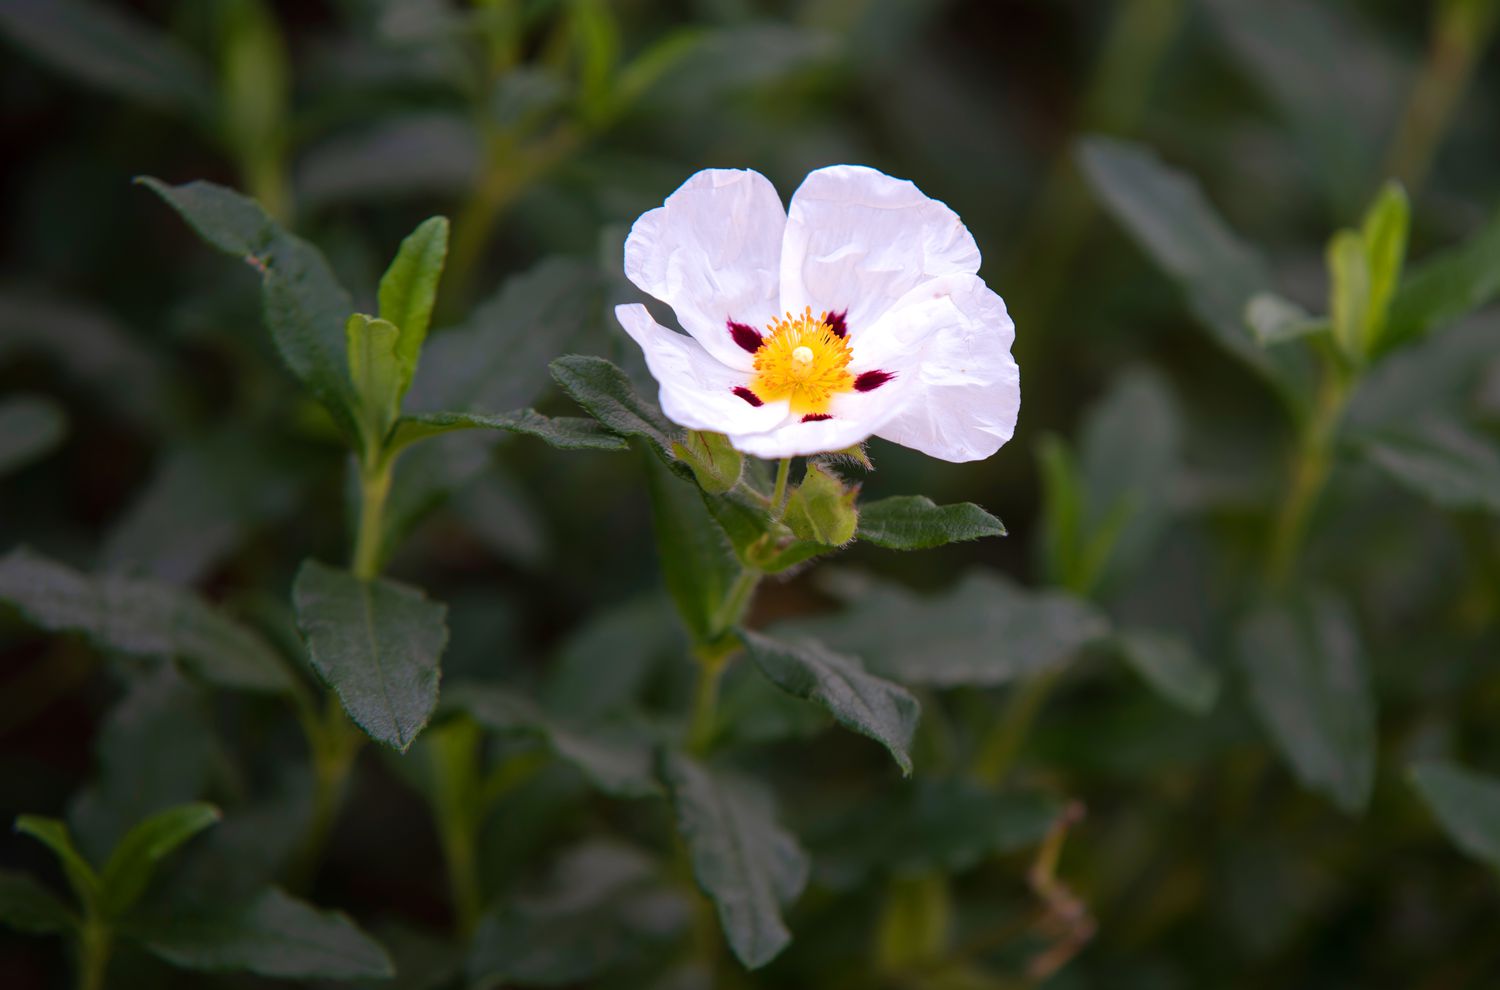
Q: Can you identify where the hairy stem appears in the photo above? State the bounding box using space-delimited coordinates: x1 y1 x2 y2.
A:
351 456 395 582
770 457 793 515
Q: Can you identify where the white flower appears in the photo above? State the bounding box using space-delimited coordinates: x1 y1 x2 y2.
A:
615 165 1019 462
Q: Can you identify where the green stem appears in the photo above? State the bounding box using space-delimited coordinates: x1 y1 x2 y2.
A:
973 669 1063 786
430 720 484 937
688 567 764 755
687 651 729 756
770 457 793 515
77 920 111 990
287 695 361 891
1264 365 1351 590
351 455 395 582
712 568 761 636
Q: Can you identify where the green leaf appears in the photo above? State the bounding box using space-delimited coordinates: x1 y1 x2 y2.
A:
1236 594 1376 814
13 816 98 909
660 753 808 969
377 216 449 396
544 595 682 721
855 495 1004 550
1384 207 1500 353
389 409 628 453
779 570 1108 688
137 177 359 440
1246 293 1330 347
1358 417 1500 514
702 487 827 574
783 463 858 546
1076 136 1311 403
0 548 294 694
444 683 660 798
644 457 740 645
0 394 66 476
550 355 679 462
345 314 403 449
1361 181 1409 348
0 0 215 119
739 630 920 775
98 802 220 919
0 868 78 934
292 560 448 752
1410 761 1500 873
1112 628 1220 714
672 430 743 494
1327 229 1372 362
135 887 394 980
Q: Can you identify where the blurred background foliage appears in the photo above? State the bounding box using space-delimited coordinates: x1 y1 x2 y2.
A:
2 0 1499 987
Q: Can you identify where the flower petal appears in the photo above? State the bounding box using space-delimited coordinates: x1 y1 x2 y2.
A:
624 168 786 372
780 165 980 336
727 368 918 459
864 274 1020 463
615 304 789 436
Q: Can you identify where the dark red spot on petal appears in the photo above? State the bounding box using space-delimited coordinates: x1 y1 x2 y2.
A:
733 386 763 407
801 413 833 422
854 370 895 392
728 320 762 353
823 309 848 338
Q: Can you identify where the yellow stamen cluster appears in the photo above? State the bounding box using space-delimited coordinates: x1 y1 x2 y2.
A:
750 308 855 415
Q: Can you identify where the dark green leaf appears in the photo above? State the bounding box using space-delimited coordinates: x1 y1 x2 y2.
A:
1113 628 1220 714
660 753 808 969
13 816 98 909
0 0 214 119
0 548 294 694
1410 761 1500 873
389 410 627 453
377 216 449 395
292 560 448 752
778 570 1108 688
545 595 682 721
136 887 394 980
137 177 359 439
444 683 660 798
1076 136 1311 402
1236 594 1376 814
0 868 78 934
702 487 827 574
855 495 1004 550
550 355 679 461
644 457 740 645
739 630 920 775
98 802 219 918
1358 417 1500 514
295 114 482 210
0 394 66 476
1384 208 1500 352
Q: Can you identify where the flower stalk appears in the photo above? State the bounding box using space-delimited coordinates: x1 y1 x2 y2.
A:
1265 363 1351 589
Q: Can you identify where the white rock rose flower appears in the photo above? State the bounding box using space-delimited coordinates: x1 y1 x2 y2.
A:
615 165 1020 461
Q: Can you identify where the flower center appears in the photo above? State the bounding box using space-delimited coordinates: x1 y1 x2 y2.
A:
750 307 855 415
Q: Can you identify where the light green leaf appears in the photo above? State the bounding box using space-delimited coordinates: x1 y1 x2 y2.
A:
702 487 827 574
1327 229 1371 362
135 887 394 980
0 868 78 934
0 394 66 476
1236 594 1376 814
389 409 627 453
672 430 742 494
1076 136 1311 404
1246 293 1330 347
0 548 294 694
780 570 1108 688
1384 208 1500 353
13 816 98 909
1362 181 1409 348
443 683 659 798
345 314 403 449
855 496 1004 550
137 177 359 440
550 355 679 462
1113 628 1220 714
377 215 449 394
98 803 220 919
1410 761 1500 873
739 630 919 775
0 0 214 119
660 753 808 969
644 458 740 645
292 560 448 752
783 463 858 546
1358 417 1500 514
